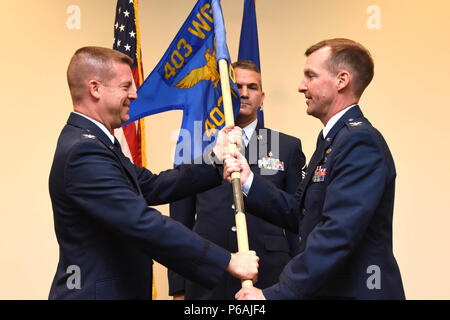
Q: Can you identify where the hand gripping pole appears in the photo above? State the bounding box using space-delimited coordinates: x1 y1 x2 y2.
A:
218 59 253 288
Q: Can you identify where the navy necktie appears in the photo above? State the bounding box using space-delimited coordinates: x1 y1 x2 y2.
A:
316 130 325 148
114 137 129 163
305 130 326 180
114 137 122 153
113 136 142 194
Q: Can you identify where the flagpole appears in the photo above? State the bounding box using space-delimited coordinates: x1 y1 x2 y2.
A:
133 0 148 169
218 59 253 289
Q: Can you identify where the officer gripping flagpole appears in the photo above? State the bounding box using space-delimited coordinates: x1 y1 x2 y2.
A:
211 0 253 289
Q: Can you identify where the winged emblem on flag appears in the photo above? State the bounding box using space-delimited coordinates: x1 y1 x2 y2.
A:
175 46 220 89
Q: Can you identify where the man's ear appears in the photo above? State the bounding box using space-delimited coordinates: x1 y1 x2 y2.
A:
88 80 101 99
259 91 265 107
336 71 350 92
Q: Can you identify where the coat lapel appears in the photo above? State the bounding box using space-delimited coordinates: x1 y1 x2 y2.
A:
246 121 266 165
67 112 114 149
300 135 327 198
300 106 365 205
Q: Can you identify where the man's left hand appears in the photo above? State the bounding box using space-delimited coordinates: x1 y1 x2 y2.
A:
213 125 243 162
235 286 266 300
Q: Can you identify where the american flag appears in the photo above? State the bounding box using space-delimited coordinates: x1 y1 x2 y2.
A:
112 0 155 299
113 0 146 167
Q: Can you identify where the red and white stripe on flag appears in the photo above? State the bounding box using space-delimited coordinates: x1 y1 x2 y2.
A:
112 0 146 167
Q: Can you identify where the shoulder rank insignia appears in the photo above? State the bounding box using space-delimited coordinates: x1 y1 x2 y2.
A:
82 133 96 139
312 165 327 182
349 121 363 127
258 157 285 171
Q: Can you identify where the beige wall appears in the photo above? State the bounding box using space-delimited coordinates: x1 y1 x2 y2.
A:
1 0 449 299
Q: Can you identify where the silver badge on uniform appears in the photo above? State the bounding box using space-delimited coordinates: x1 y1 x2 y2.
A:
82 134 96 139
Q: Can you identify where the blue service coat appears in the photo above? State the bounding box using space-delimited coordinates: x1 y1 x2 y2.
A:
245 106 405 299
168 122 305 299
48 113 230 299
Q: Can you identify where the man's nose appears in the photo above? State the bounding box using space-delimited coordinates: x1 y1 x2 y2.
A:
298 80 307 93
129 88 138 101
240 86 249 98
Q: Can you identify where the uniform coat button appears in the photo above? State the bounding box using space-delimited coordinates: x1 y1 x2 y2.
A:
231 226 237 232
298 236 302 244
302 208 307 216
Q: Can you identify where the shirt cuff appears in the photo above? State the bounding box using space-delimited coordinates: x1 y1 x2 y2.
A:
241 172 254 196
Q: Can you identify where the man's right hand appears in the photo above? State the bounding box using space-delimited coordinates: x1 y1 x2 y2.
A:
226 251 259 284
223 151 251 185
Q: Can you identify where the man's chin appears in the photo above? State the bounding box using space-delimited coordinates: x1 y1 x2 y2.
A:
306 104 316 116
122 109 130 121
119 115 130 127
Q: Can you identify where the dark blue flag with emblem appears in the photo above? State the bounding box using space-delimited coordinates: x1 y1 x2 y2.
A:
238 0 264 126
124 0 240 166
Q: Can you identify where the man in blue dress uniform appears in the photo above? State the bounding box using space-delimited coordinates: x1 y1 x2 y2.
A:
48 47 259 299
168 60 305 299
224 39 405 300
